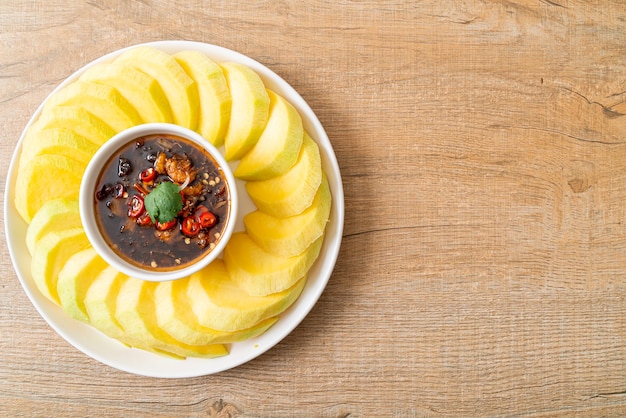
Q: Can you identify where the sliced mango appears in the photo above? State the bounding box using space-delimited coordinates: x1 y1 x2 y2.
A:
155 276 278 345
235 89 303 180
224 232 323 296
80 62 172 123
31 227 91 304
115 46 198 129
29 105 116 146
174 51 231 146
220 62 270 160
84 269 185 358
116 278 228 359
187 260 306 332
25 198 81 256
15 154 85 223
57 247 108 323
245 132 322 218
42 80 142 132
19 128 99 170
84 267 127 339
245 175 331 257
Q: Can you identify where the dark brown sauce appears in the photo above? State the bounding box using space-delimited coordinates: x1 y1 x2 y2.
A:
94 134 230 271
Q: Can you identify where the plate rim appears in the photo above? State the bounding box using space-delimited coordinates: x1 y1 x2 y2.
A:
4 40 344 378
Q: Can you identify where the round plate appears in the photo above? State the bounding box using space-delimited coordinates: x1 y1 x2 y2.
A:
4 40 344 378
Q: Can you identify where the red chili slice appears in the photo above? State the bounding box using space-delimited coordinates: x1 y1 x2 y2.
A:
127 195 145 218
181 216 200 237
136 212 152 226
156 219 177 231
195 206 216 229
140 167 156 183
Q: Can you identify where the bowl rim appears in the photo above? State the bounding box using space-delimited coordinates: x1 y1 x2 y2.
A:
79 122 239 282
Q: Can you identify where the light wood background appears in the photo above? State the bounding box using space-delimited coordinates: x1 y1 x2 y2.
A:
2 1 626 416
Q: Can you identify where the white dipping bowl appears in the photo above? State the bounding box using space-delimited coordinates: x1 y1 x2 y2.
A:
80 123 238 282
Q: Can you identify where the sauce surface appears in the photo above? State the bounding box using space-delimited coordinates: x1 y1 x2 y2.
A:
94 134 230 271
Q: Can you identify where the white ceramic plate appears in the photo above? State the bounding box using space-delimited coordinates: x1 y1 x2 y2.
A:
4 41 344 378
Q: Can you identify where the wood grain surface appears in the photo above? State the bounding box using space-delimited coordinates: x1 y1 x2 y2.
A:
2 1 626 416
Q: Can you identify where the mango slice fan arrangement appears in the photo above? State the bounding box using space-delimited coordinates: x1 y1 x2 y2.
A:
15 46 331 359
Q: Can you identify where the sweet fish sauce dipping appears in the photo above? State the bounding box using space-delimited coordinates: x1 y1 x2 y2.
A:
93 134 231 272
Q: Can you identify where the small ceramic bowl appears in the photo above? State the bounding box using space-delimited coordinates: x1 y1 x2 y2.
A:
80 123 238 282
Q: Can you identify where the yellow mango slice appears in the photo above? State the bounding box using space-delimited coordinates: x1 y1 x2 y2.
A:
25 197 81 256
30 227 91 304
235 89 303 180
245 132 322 218
220 62 270 160
116 278 228 359
19 128 99 170
29 105 116 146
174 51 231 146
57 247 108 323
224 232 323 296
84 266 127 339
186 260 306 332
245 175 331 257
115 46 198 129
84 268 182 358
42 80 142 132
80 62 172 123
15 154 85 223
155 276 278 345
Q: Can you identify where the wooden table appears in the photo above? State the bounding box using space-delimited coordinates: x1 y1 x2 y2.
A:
2 1 626 416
